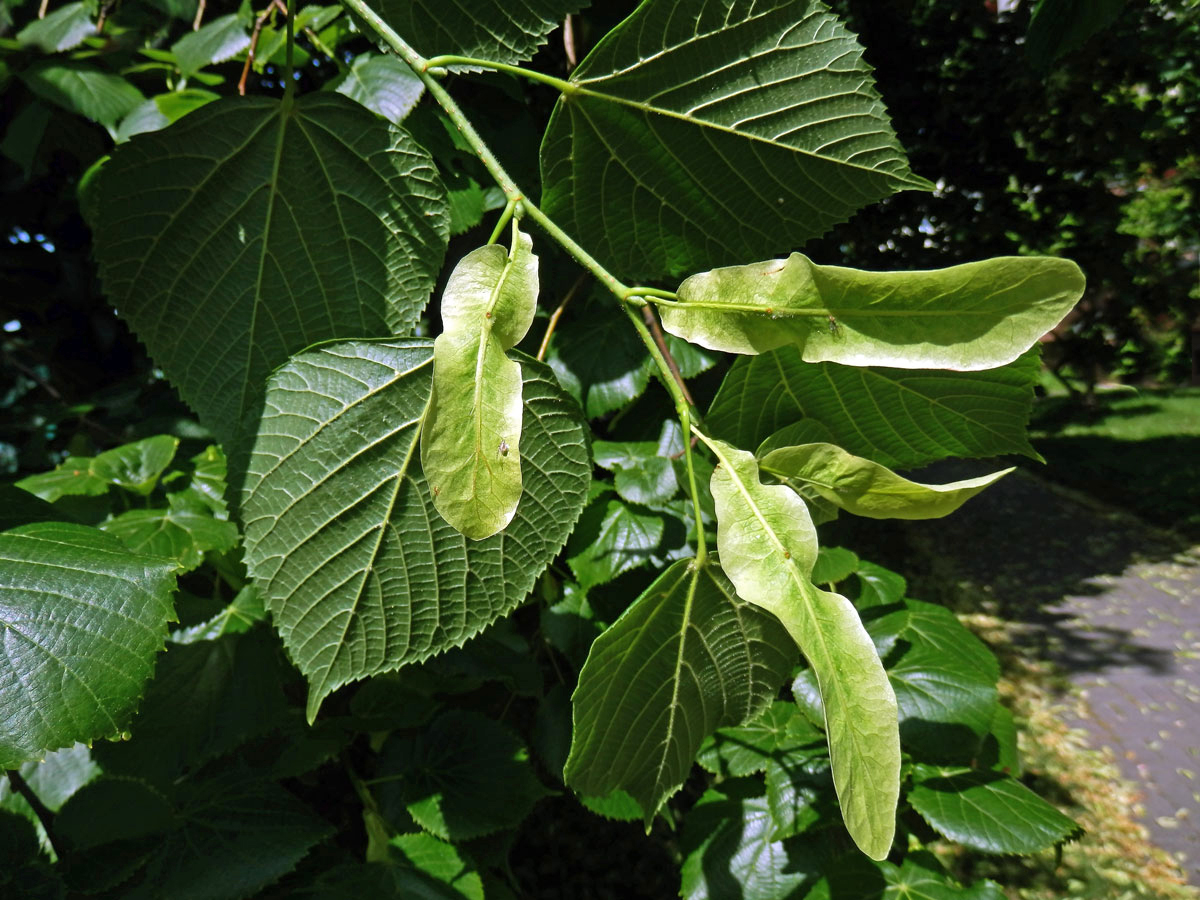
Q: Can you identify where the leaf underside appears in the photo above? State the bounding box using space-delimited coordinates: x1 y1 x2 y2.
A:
373 0 585 66
566 558 795 822
541 0 931 279
707 348 1042 469
94 94 448 447
240 340 589 721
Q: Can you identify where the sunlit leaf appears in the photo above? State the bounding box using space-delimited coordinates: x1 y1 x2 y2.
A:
334 54 424 124
909 766 1083 854
680 782 826 900
171 14 250 76
708 440 898 859
374 0 584 66
16 2 95 53
0 519 176 768
21 61 145 129
663 254 1083 370
565 497 665 590
116 89 220 143
101 495 239 571
421 224 538 539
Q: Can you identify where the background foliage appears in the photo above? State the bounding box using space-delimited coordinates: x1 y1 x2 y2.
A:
0 0 1192 897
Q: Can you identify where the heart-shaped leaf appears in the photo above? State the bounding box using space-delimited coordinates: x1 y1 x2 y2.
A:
241 340 589 720
909 765 1083 854
94 94 448 447
0 508 177 768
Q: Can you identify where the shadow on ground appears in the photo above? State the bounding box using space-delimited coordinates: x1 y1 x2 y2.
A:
835 459 1193 676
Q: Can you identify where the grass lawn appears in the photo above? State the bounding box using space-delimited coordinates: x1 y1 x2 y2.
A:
1029 386 1200 538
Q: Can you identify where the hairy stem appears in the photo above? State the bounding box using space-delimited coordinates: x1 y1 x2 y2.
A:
341 0 710 554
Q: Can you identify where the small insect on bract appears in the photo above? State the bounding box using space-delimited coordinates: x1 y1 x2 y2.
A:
498 440 509 457
827 315 840 337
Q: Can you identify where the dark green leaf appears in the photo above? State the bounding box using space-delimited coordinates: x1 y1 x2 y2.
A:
115 89 220 143
854 561 907 609
0 522 176 768
139 774 333 898
539 580 601 670
55 776 175 850
763 753 835 840
867 599 998 763
542 0 931 279
241 341 589 720
811 547 860 587
566 559 794 822
377 710 549 841
695 701 824 778
373 0 583 66
547 292 651 418
593 440 679 505
90 628 289 785
101 495 239 571
808 849 1005 899
708 348 1042 469
94 95 448 447
1026 0 1127 71
909 766 1083 854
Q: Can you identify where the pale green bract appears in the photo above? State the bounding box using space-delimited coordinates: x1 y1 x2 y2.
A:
421 224 538 539
707 440 899 860
760 443 1013 520
663 253 1084 370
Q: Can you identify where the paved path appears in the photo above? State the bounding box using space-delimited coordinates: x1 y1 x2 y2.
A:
889 465 1200 884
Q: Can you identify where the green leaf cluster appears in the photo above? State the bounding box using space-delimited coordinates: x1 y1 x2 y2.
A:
0 0 1091 895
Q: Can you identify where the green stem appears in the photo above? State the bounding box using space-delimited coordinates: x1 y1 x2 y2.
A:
487 199 517 245
283 0 294 95
342 0 709 558
424 55 576 94
625 286 679 301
